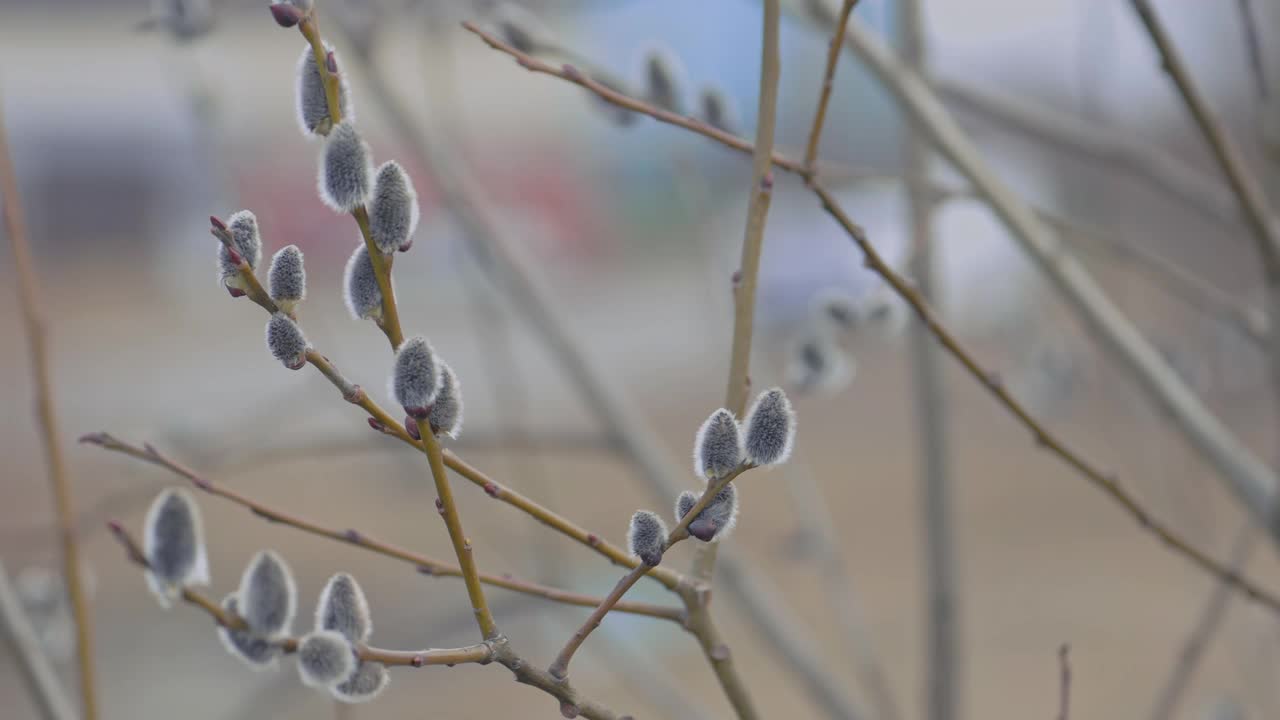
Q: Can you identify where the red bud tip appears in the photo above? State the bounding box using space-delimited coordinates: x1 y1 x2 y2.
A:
435 498 445 514
560 702 580 718
343 529 361 543
405 405 429 420
226 285 247 298
268 2 304 27
192 478 212 491
225 245 243 265
209 215 227 231
286 355 307 370
404 415 421 441
410 655 424 667
106 520 124 534
397 239 413 252
326 51 338 74
585 533 600 546
483 482 500 498
561 64 583 81
367 417 385 432
761 172 774 190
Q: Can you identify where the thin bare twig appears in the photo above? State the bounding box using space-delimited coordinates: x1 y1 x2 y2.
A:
804 0 859 173
899 1 959 718
1236 0 1269 100
1148 522 1257 720
82 433 684 623
465 15 1280 615
0 99 98 720
0 562 78 720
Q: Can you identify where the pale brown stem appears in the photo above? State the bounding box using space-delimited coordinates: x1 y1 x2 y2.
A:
0 101 97 720
803 0 859 173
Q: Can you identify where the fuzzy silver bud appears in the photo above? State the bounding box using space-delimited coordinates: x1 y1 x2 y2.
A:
643 48 685 115
296 44 352 137
428 362 463 438
297 630 357 689
268 245 307 312
699 87 738 134
266 313 309 370
785 332 852 395
391 336 439 418
319 121 372 212
217 210 263 291
368 161 420 253
332 661 389 703
676 485 739 542
811 287 858 332
342 244 385 320
743 388 796 466
143 488 209 608
216 593 281 669
316 573 372 644
693 408 744 479
626 510 668 567
237 550 296 639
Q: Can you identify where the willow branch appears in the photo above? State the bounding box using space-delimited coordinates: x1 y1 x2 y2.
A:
0 100 97 720
107 520 493 667
0 562 78 720
1057 644 1071 720
900 0 959 717
81 433 683 624
804 0 859 173
465 18 1280 615
549 466 751 680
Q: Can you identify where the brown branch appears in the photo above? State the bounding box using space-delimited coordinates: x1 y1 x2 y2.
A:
464 19 1280 617
106 519 494 668
0 99 98 720
81 433 684 624
803 0 859 173
548 466 750 680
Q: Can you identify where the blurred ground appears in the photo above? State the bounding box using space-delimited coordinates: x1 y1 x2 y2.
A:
3 1 1280 719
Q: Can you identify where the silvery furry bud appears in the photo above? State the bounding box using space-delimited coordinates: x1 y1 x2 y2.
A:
368 161 420 253
643 48 685 115
428 362 463 439
391 336 439 418
319 121 372 212
217 210 263 292
332 661 389 703
342 244 384 320
316 573 371 644
297 630 357 689
216 593 281 669
296 44 352 137
676 485 739 542
693 408 744 479
626 510 667 567
743 388 796 466
267 245 306 312
266 313 310 370
143 488 209 608
811 287 857 332
237 550 296 639
784 332 852 395
699 87 738 134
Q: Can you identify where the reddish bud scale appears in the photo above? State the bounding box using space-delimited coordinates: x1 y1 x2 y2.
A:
209 215 227 231
269 2 304 27
435 498 445 514
404 415 421 441
326 51 338 74
483 482 500 498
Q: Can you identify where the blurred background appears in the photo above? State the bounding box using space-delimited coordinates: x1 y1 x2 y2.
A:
3 0 1280 718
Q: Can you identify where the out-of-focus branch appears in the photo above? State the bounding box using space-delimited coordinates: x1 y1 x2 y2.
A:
1148 523 1257 720
933 78 1262 233
0 562 78 720
900 1 959 719
1057 644 1071 720
82 433 684 624
0 100 98 720
465 16 1280 616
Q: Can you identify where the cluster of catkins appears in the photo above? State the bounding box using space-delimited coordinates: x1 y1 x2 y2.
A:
488 3 739 134
141 488 388 702
626 388 796 567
